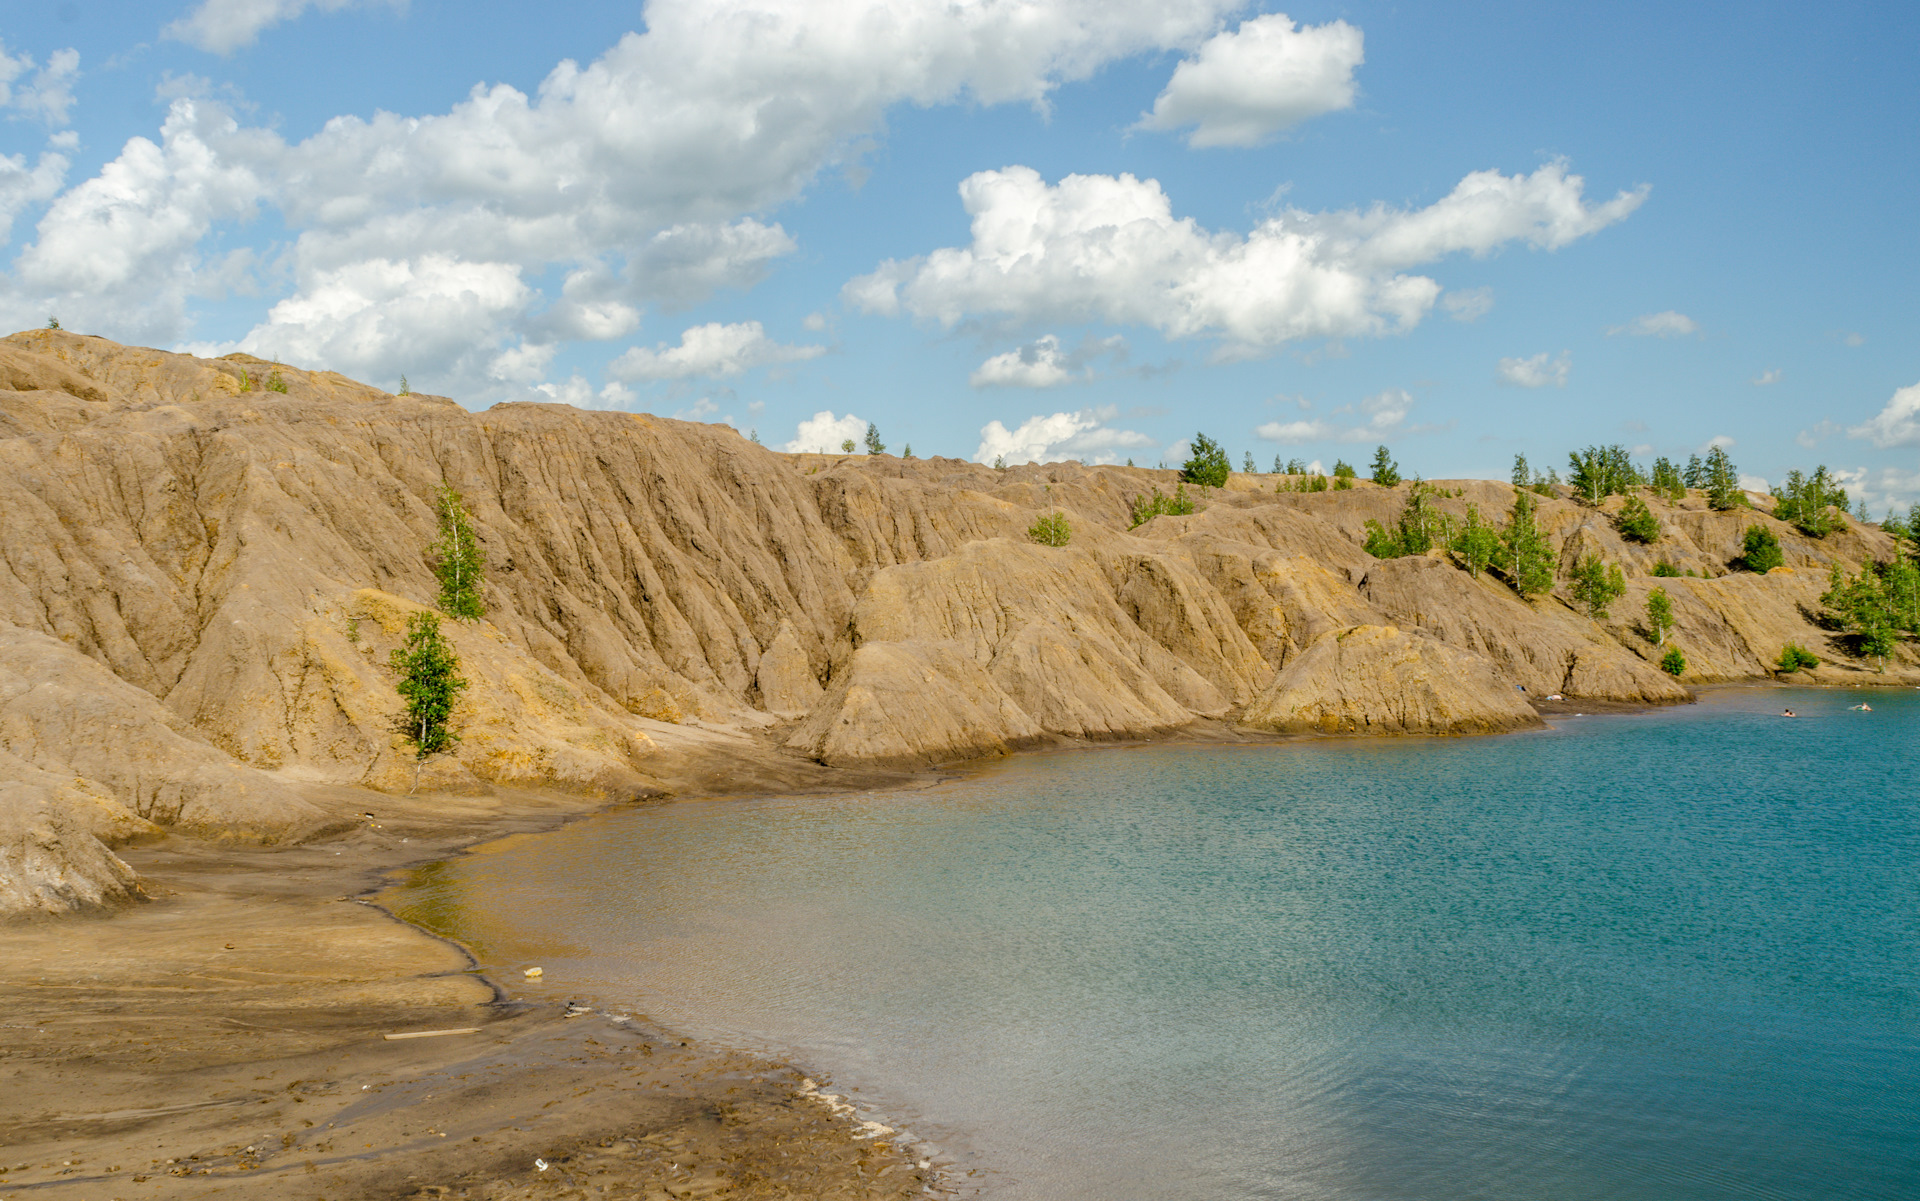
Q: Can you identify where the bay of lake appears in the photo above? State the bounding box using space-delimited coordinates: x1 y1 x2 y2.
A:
385 688 1920 1199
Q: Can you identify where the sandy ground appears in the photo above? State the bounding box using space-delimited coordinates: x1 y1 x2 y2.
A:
0 784 939 1200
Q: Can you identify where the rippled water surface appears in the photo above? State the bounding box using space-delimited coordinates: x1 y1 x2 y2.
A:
386 689 1920 1199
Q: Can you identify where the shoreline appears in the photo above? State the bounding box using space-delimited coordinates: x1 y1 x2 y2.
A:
0 679 1888 1199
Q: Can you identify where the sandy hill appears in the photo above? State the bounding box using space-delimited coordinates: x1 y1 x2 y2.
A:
0 329 1907 916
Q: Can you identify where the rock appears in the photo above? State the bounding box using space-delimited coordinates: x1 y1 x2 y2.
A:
1239 625 1545 736
0 752 151 917
786 641 1045 769
754 621 823 718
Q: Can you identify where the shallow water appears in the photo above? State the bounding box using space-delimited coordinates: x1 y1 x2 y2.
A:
386 688 1920 1199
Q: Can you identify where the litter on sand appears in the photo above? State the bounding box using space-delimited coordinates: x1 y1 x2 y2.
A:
382 1027 481 1041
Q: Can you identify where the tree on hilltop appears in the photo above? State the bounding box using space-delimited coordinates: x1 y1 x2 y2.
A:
1369 445 1401 487
1182 433 1231 488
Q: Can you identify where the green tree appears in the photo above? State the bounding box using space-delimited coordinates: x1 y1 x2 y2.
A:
902 441 912 458
1511 453 1531 490
1652 559 1682 577
1821 563 1898 670
46 315 60 330
1567 444 1643 505
1243 452 1256 473
864 422 886 455
1703 445 1744 510
1645 586 1675 645
398 374 410 396
1182 433 1231 488
265 368 289 393
1128 484 1197 527
390 611 469 758
1660 646 1687 676
1029 510 1071 546
1682 453 1705 489
1395 479 1449 553
841 438 858 453
1368 444 1401 487
1502 489 1555 597
1769 466 1848 537
431 484 487 620
1776 643 1821 672
1362 520 1404 558
1614 494 1661 543
1332 459 1356 481
1738 525 1783 573
1571 554 1626 620
993 453 1007 469
1650 456 1684 501
1450 503 1501 578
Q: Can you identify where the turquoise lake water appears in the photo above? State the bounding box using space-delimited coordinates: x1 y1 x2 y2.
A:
387 688 1920 1199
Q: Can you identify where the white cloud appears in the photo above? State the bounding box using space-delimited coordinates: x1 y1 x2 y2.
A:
164 0 401 55
848 160 1644 353
1738 474 1770 494
534 374 636 410
802 311 828 331
1255 387 1412 443
1440 286 1492 322
1795 420 1838 449
1844 332 1866 347
1704 434 1735 450
9 98 273 343
1496 351 1570 388
608 321 824 382
8 1 1251 396
627 219 798 308
969 333 1125 387
1607 309 1698 337
1136 13 1362 148
0 147 69 247
974 405 1155 465
784 410 868 454
1848 380 1920 448
0 43 79 127
1839 466 1920 513
1753 368 1781 385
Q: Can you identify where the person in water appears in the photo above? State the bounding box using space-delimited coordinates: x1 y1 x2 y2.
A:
1782 708 1796 717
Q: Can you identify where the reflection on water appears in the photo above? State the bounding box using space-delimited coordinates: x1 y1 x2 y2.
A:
384 688 1920 1200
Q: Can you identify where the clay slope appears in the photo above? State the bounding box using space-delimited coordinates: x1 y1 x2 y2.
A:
1 329 1911 914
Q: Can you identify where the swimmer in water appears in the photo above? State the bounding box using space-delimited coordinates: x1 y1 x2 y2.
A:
1782 708 1796 717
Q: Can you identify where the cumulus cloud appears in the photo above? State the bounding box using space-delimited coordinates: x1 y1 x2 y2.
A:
1607 310 1698 337
0 42 80 127
848 160 1644 354
1136 13 1362 148
970 333 1125 387
1848 380 1920 448
1255 387 1412 443
608 321 824 382
8 98 273 343
974 405 1156 464
784 410 869 454
0 148 69 247
164 0 402 55
1753 367 1781 385
7 0 1249 395
1496 350 1570 388
1441 286 1492 322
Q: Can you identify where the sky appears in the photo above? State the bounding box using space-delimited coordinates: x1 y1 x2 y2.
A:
1 1 1916 507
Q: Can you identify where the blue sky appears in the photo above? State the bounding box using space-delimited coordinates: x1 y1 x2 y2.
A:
2 1 1916 506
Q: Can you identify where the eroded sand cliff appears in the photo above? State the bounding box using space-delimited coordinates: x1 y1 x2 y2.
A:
2 328 1909 915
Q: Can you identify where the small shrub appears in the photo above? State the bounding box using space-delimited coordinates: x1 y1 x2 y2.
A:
841 438 857 453
993 454 1007 470
1363 519 1404 559
1029 509 1071 547
1332 459 1356 481
1739 525 1783 573
45 315 60 330
1776 643 1821 672
1128 483 1197 527
265 369 289 393
1332 474 1353 490
1660 646 1686 677
398 374 410 396
1449 503 1500 578
1652 560 1682 577
236 369 254 393
1614 494 1661 543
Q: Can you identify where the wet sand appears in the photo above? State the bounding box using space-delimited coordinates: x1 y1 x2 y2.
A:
0 784 937 1200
